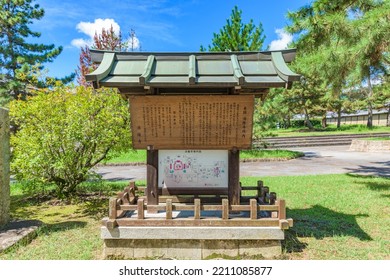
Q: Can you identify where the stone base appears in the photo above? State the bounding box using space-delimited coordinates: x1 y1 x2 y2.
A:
350 139 390 152
102 226 284 259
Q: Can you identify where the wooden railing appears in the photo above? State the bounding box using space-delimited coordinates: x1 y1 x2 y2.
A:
104 181 293 230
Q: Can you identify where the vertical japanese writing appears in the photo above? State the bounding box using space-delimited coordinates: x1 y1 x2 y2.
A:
131 96 253 149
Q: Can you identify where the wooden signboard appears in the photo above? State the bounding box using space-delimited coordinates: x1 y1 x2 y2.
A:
129 95 254 149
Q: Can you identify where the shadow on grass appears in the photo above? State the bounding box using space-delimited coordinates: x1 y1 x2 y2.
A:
345 161 390 178
77 198 109 220
283 204 372 254
288 205 372 240
346 174 390 196
38 221 88 235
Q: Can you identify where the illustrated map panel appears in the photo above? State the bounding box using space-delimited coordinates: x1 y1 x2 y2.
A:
158 150 228 188
129 95 254 149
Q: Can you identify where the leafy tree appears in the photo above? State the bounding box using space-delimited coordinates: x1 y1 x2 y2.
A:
77 26 139 86
200 6 265 51
286 0 389 128
253 88 294 138
76 25 122 86
10 86 131 198
0 0 71 105
349 1 390 127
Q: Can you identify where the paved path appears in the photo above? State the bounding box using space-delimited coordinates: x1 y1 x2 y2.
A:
96 145 390 180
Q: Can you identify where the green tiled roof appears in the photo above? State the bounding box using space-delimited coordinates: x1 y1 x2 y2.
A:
86 49 300 96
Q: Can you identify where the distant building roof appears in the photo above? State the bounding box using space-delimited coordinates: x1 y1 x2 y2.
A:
326 109 388 118
86 49 300 98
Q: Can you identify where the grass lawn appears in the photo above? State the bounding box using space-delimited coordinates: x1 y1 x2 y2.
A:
1 174 389 260
268 124 390 137
104 149 304 164
362 137 390 141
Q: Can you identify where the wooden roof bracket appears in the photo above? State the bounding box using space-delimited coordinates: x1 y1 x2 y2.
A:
139 55 155 86
230 54 245 85
85 52 116 88
188 55 196 85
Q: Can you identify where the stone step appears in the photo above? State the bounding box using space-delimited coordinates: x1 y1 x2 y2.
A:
255 132 390 148
264 132 390 142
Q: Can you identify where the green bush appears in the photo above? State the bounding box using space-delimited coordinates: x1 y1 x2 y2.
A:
10 86 131 198
290 119 322 128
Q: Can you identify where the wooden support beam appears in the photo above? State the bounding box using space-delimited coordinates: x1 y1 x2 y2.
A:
228 149 240 206
194 198 201 219
106 219 117 229
250 198 257 220
279 219 290 230
137 199 145 219
222 199 229 220
114 218 281 227
146 146 159 212
166 199 172 219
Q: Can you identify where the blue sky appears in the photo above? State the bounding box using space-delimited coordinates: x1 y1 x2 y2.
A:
33 0 311 79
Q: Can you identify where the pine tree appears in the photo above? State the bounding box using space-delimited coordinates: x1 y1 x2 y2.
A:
0 0 64 104
286 0 389 128
200 6 265 51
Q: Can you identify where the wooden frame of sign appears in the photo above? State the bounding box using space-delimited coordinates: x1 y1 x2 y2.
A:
129 95 254 208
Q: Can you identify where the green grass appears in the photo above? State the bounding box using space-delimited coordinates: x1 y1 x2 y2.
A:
240 149 304 160
362 137 390 141
1 174 389 260
103 149 303 164
103 149 147 164
269 124 390 137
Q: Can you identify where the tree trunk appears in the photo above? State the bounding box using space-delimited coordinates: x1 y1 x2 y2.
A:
366 74 373 128
387 103 390 127
337 106 342 128
284 115 291 129
321 114 327 128
303 108 314 129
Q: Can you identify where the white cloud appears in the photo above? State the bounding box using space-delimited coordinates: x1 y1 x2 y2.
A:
124 36 141 51
71 18 121 48
269 29 293 51
70 38 90 48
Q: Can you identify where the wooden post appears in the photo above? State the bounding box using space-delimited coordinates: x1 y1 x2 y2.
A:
257 180 263 198
250 198 257 220
107 197 118 229
262 186 269 204
270 192 277 218
128 181 137 205
137 198 145 219
222 199 229 220
146 145 159 212
109 197 118 220
278 199 286 219
166 199 172 219
228 148 240 206
269 192 277 205
194 198 201 220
